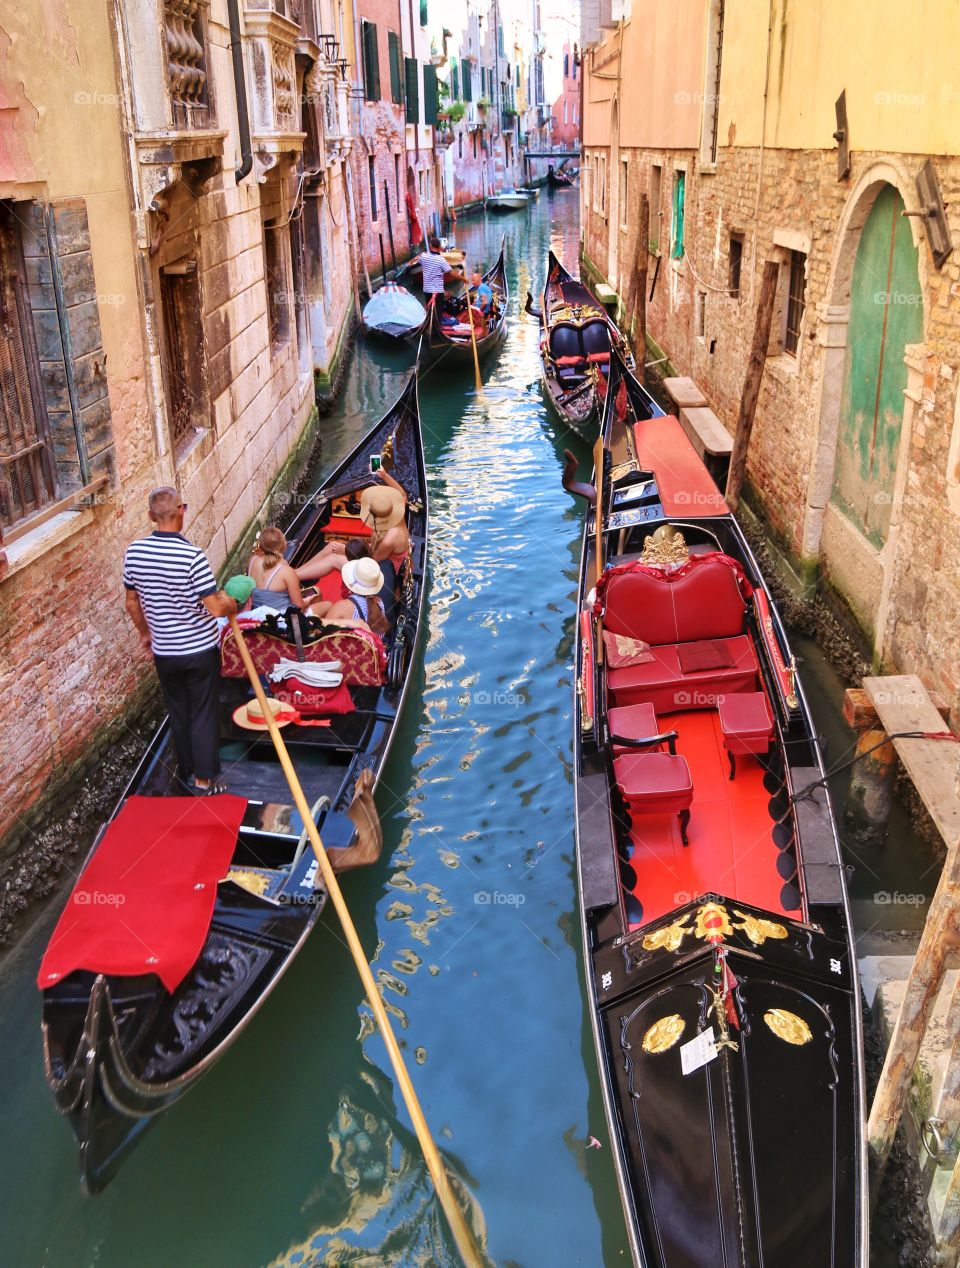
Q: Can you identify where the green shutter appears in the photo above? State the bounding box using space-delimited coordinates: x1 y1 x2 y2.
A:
362 22 380 101
451 58 459 100
462 60 472 101
423 64 439 126
671 171 685 259
419 0 428 25
404 57 419 124
388 32 402 104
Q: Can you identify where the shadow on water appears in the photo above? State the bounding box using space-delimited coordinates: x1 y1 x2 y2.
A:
0 194 632 1267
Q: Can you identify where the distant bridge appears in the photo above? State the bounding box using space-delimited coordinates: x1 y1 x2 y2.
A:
523 151 581 159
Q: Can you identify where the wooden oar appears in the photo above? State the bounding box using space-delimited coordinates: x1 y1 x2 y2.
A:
462 260 483 390
227 617 483 1267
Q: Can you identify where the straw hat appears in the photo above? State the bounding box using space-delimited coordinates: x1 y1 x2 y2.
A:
359 484 405 530
342 557 384 596
232 696 295 731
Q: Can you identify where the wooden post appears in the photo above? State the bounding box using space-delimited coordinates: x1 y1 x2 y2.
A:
630 194 649 383
725 258 779 513
842 688 897 844
933 975 960 1164
936 1150 960 1266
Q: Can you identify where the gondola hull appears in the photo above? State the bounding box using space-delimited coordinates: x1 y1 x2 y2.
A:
573 349 868 1265
41 374 430 1192
424 240 508 365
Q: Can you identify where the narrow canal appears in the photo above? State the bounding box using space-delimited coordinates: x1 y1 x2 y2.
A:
0 192 936 1266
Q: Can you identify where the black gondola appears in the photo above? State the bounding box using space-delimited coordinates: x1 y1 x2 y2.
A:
424 238 508 365
532 250 634 437
547 164 576 189
39 370 429 1193
572 347 868 1266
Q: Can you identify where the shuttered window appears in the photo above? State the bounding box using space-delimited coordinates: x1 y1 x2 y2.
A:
671 170 685 259
451 58 459 100
362 21 380 101
388 31 403 105
404 58 419 125
462 61 472 101
423 64 439 126
419 0 428 25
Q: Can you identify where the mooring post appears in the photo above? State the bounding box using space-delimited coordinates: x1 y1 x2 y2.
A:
725 258 779 513
842 688 897 844
631 194 649 382
937 1145 960 1267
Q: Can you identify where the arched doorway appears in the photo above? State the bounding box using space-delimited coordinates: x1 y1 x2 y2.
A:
830 184 923 547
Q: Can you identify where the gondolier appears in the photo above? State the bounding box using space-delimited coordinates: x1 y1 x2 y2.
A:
418 235 461 314
123 487 237 794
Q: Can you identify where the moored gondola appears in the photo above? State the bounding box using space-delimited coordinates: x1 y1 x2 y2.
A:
530 251 635 437
39 370 429 1193
571 347 868 1266
547 164 576 189
361 281 426 341
424 239 508 365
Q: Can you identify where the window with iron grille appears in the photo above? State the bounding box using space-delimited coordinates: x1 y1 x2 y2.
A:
0 206 55 532
784 249 806 355
405 58 419 125
361 21 380 101
388 31 403 105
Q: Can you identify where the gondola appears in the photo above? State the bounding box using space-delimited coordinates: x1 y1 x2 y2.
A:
39 369 429 1193
547 164 575 189
530 250 634 437
424 239 508 365
570 346 868 1266
361 281 426 341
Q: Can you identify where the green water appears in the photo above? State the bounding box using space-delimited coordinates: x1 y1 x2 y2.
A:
0 197 630 1267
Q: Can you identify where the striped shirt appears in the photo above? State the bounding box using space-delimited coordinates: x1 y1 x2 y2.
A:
123 531 219 656
419 251 451 295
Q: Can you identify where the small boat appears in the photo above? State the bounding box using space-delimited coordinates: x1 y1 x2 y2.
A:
530 250 634 437
547 164 576 189
516 185 540 199
485 191 530 212
570 346 868 1266
425 238 508 365
39 371 429 1192
361 281 426 341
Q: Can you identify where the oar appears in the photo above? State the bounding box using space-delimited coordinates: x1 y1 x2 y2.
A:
462 260 482 390
227 617 483 1267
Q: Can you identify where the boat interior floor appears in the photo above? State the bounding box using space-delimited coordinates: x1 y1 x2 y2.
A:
620 709 796 931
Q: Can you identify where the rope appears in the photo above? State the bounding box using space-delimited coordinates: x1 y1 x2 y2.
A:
790 729 959 807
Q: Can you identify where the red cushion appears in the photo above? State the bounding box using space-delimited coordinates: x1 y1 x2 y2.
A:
325 515 372 537
606 636 758 714
555 354 586 367
603 556 748 645
718 692 774 753
273 679 355 716
607 702 658 757
587 351 610 363
613 753 693 813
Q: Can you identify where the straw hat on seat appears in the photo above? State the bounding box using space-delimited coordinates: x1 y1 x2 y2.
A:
233 696 295 731
359 484 405 531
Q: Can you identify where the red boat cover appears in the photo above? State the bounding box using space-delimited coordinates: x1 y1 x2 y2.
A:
632 416 729 517
38 795 246 994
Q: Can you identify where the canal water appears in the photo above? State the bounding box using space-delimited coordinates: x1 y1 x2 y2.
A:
0 189 932 1266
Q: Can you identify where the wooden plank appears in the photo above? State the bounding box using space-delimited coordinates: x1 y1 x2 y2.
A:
662 375 707 410
863 674 960 849
679 405 733 458
726 258 780 513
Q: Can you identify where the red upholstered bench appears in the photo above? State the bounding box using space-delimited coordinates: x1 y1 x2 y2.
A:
718 691 774 779
597 553 759 715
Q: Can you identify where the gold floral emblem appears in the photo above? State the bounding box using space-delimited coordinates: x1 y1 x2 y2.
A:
695 902 733 943
732 910 788 946
763 1009 812 1046
642 1014 686 1054
641 525 689 566
641 915 693 952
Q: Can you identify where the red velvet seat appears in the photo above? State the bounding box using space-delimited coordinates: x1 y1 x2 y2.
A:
613 751 693 844
718 691 774 779
606 638 758 713
607 702 658 757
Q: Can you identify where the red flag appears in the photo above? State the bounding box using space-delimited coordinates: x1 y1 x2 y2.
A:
721 953 740 1030
614 377 628 423
405 190 423 247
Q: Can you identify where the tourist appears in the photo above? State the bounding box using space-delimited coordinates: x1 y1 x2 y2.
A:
248 526 304 610
472 269 494 315
308 557 388 636
361 469 410 563
123 486 237 795
296 535 370 583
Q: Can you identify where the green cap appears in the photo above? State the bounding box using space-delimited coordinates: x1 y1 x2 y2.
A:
225 574 255 603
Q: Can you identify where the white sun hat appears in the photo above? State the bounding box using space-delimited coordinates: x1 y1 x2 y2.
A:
341 557 384 596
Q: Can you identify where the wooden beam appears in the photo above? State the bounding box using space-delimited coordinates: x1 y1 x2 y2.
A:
725 258 779 513
631 194 649 382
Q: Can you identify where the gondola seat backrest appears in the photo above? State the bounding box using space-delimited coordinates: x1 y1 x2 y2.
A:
600 554 748 646
221 627 387 685
581 318 611 362
550 321 585 365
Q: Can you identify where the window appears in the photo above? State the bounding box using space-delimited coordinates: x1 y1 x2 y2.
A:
388 31 403 105
649 164 662 251
361 21 380 101
458 131 463 159
598 153 607 215
573 53 577 81
497 24 504 56
463 60 472 101
619 157 628 228
583 158 591 212
0 206 55 530
419 0 427 25
695 290 706 338
451 58 460 100
729 233 743 297
563 98 568 125
405 58 419 124
262 221 291 351
394 154 401 208
784 249 806 355
701 0 724 165
564 52 569 78
423 63 439 127
368 156 378 220
670 169 685 258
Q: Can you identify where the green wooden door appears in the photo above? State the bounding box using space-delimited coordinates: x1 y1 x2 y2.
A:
831 185 922 547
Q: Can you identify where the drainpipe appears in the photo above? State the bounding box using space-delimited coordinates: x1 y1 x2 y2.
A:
228 0 253 183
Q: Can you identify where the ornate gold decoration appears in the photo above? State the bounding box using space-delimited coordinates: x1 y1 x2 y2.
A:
695 902 733 943
609 460 635 481
709 985 740 1054
786 654 799 710
223 868 270 896
642 1014 686 1054
381 432 396 469
731 909 788 946
641 524 689 566
641 914 693 952
764 1009 812 1046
